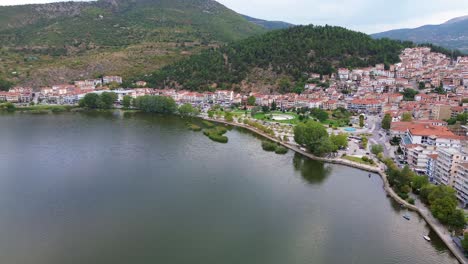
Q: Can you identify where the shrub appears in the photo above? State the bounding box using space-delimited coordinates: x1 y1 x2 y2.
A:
188 124 202 131
407 198 415 205
262 141 277 151
275 146 288 154
202 120 215 128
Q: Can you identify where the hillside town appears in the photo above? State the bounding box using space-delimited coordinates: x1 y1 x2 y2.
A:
2 48 468 208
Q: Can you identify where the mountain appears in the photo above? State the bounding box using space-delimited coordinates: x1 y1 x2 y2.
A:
372 15 468 53
146 25 414 93
242 15 293 30
0 0 266 87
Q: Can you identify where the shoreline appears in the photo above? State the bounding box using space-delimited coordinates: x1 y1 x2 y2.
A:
205 117 467 264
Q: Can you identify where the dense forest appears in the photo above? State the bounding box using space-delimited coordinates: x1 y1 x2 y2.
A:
146 25 416 90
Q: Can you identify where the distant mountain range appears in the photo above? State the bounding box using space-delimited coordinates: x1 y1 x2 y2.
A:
372 15 468 53
242 15 294 30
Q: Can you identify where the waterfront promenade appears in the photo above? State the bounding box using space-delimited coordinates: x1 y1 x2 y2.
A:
205 117 467 264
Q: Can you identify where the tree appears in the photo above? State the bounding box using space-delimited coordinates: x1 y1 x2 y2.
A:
411 175 429 192
401 88 418 101
99 92 117 109
261 105 270 113
418 82 426 90
310 108 329 122
224 111 234 122
390 136 401 145
278 77 292 94
382 113 392 130
0 78 13 91
371 144 384 155
401 112 412 122
462 233 468 251
122 95 132 108
330 133 348 149
271 101 277 111
133 95 177 114
81 93 101 109
359 115 365 128
361 136 368 149
178 103 199 117
208 110 214 118
247 96 256 106
294 120 333 156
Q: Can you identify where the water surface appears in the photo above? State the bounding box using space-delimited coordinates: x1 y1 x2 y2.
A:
0 112 457 264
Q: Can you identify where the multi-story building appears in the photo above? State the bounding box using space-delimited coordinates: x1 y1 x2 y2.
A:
433 148 466 186
347 99 382 114
454 162 468 207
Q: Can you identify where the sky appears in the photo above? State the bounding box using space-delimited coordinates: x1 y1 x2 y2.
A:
2 0 468 34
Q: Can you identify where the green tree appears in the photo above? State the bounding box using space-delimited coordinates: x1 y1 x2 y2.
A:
271 101 277 111
418 82 426 90
371 144 384 155
402 112 412 122
178 103 199 117
382 113 392 130
133 95 177 114
122 95 132 108
208 110 214 118
310 108 329 122
247 96 256 106
278 77 292 94
361 136 368 149
0 78 13 91
411 175 429 192
330 133 348 149
99 92 117 109
81 93 101 109
401 88 418 101
359 115 365 128
462 233 468 251
294 120 333 156
224 111 234 122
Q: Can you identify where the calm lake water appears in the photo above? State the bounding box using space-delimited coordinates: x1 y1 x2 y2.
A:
0 112 458 264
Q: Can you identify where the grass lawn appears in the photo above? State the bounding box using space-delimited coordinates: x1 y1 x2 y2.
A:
343 155 377 167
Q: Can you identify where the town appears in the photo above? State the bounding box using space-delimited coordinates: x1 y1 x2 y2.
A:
2 47 468 208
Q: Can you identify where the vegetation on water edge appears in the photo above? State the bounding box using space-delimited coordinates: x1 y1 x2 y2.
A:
342 155 375 166
261 140 288 155
203 126 228 143
187 123 202 132
381 157 466 232
243 119 275 136
294 120 348 157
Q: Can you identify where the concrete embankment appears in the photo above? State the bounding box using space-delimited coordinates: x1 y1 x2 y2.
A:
204 118 467 264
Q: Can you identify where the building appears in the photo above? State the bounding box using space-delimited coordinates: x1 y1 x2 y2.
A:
403 123 463 148
454 162 468 207
433 148 466 186
103 76 123 84
347 99 382 114
431 104 452 120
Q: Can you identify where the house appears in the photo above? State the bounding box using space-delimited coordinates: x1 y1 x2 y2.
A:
103 76 123 84
347 99 382 114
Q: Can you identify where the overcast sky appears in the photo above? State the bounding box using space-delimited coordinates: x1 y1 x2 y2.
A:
2 0 468 34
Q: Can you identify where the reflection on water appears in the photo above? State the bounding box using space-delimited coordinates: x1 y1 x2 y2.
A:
293 153 332 185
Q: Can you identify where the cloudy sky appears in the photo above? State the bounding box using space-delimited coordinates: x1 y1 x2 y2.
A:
2 0 468 33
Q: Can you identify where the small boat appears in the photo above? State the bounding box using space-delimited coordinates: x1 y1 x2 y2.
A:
403 214 410 220
423 235 431 241
368 174 371 178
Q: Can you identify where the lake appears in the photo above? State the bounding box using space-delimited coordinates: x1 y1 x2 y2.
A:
0 112 457 264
